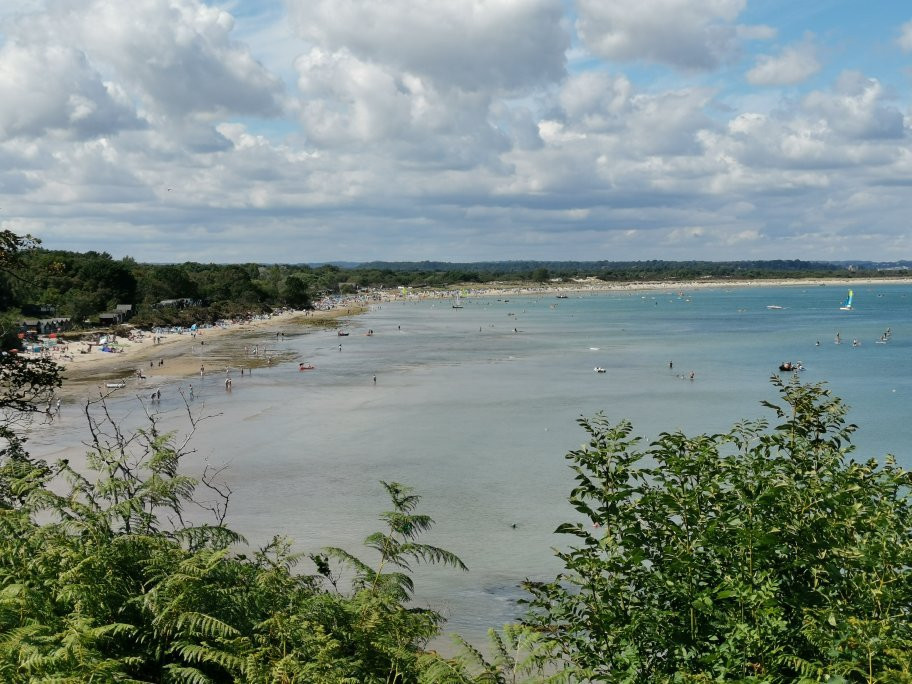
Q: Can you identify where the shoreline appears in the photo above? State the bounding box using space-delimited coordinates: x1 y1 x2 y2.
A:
35 276 912 398
385 276 912 300
44 305 366 400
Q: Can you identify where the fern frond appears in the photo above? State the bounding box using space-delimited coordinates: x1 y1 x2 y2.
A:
163 663 214 684
173 642 245 673
173 611 240 639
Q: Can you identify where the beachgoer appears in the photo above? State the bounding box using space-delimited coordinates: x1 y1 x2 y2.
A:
339 344 342 351
189 384 194 399
689 371 695 380
373 375 377 384
56 399 61 414
200 365 205 377
669 361 673 369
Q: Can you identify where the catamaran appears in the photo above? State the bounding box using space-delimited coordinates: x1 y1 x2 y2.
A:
839 289 854 311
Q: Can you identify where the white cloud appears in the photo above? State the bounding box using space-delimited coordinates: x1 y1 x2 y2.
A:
286 0 568 92
282 0 573 173
0 41 144 139
746 39 821 86
803 71 905 140
558 71 633 131
293 47 510 170
898 20 912 52
11 0 284 119
555 72 715 156
575 0 748 70
736 24 776 41
0 0 911 262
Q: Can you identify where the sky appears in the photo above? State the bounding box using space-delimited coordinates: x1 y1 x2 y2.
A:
0 0 911 264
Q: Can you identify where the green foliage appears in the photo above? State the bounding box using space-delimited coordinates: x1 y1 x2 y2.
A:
0 393 466 682
2 240 903 333
419 624 565 683
16 249 137 320
282 274 313 309
530 268 550 283
524 376 912 682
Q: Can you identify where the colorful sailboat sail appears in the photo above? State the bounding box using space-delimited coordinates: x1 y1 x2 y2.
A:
839 289 854 311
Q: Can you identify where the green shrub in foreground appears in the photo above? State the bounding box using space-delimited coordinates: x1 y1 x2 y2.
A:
0 397 464 683
524 376 912 682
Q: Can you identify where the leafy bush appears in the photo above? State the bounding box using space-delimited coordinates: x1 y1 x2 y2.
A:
524 376 912 682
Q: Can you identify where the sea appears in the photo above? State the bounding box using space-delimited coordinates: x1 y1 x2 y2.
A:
29 283 912 646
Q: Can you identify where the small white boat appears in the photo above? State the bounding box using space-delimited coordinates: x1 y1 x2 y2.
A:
105 381 126 389
766 305 784 310
594 367 606 373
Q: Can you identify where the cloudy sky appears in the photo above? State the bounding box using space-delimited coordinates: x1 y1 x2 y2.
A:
1 1 911 263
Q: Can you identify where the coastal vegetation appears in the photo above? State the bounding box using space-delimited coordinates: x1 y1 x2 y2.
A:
0 401 466 682
4 233 912 681
5 356 912 681
2 232 909 332
523 376 912 682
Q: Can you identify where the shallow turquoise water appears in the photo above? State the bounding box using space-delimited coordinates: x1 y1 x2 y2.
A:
31 283 912 642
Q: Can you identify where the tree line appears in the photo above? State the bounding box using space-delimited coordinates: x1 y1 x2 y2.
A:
2 236 903 339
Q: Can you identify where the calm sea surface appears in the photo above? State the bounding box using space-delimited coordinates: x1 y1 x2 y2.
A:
30 283 912 644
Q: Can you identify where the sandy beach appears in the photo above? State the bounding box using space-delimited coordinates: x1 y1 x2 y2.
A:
34 275 911 399
405 276 912 299
39 304 367 399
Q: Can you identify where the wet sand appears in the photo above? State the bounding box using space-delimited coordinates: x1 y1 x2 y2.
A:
50 306 366 399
